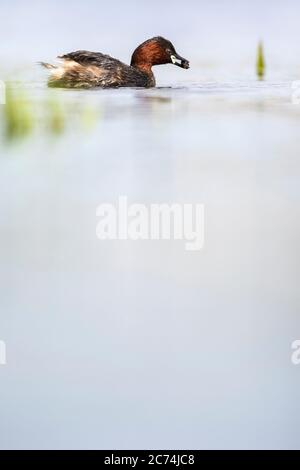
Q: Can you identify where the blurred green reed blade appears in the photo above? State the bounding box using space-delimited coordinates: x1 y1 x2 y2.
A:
257 41 265 80
2 84 100 143
4 85 34 140
47 98 65 135
81 105 97 131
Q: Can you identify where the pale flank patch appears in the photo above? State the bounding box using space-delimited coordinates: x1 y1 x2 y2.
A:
51 60 79 80
50 60 104 82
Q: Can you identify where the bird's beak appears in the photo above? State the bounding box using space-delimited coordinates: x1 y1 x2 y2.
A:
170 53 190 69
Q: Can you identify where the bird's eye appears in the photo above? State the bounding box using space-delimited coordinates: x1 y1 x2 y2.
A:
166 49 171 54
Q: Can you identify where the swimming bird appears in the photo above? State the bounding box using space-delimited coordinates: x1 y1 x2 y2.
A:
41 36 189 89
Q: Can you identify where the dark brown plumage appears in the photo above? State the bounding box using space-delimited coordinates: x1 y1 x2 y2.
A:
41 37 189 89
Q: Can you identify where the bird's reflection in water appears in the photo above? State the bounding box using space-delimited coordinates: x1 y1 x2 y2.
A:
135 95 172 104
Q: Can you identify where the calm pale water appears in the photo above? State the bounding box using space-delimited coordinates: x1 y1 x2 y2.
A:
0 0 300 450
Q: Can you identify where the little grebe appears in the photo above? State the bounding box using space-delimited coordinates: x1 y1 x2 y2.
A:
41 37 189 89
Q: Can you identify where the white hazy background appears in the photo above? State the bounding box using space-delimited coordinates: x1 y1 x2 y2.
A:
1 0 300 78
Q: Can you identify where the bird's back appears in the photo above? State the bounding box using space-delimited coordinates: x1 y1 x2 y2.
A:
44 50 154 88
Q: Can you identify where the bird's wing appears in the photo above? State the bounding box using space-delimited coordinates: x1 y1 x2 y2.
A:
58 50 125 68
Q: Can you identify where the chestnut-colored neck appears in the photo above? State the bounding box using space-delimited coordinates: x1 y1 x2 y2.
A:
131 61 153 74
131 45 156 75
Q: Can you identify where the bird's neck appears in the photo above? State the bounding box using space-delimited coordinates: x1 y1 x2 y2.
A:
131 61 153 74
